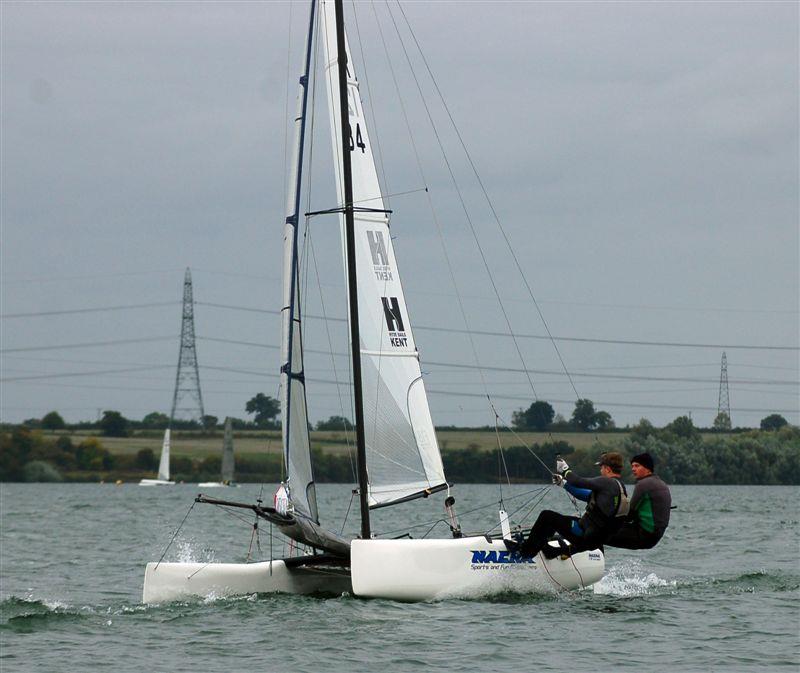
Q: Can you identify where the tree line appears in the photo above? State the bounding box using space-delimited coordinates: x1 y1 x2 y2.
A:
2 422 797 485
15 395 792 437
511 398 790 434
19 395 359 438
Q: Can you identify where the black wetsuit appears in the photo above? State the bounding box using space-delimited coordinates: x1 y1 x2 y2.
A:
518 471 627 559
606 473 671 549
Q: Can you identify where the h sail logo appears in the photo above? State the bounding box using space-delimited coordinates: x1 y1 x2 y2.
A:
382 297 407 348
367 231 392 281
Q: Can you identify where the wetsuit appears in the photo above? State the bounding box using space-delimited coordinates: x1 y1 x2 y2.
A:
518 471 627 559
605 473 671 550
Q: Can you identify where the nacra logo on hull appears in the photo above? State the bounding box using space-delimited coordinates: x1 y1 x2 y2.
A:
470 550 535 565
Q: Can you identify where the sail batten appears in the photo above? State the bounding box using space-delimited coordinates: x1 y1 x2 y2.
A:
321 0 447 509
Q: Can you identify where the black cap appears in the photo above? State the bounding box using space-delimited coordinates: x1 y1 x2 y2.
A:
630 452 655 471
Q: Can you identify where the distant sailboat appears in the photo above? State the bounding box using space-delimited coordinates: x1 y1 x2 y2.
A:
198 417 236 488
139 428 175 486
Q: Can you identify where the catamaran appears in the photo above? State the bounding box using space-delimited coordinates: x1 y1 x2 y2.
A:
142 0 604 603
198 417 237 488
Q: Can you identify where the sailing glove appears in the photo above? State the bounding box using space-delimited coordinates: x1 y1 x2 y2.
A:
555 458 570 475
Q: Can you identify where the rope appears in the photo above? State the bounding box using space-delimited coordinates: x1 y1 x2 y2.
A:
492 405 513 499
341 491 355 535
246 514 258 561
154 501 195 570
375 485 549 538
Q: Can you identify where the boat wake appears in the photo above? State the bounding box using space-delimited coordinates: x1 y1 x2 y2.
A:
593 559 676 597
0 596 85 633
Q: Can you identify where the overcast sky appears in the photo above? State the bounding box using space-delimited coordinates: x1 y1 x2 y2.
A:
2 0 798 430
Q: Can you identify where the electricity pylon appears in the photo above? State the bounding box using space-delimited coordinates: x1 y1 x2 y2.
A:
170 268 205 426
716 351 731 429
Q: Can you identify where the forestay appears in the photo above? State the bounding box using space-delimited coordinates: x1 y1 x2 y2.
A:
320 0 447 508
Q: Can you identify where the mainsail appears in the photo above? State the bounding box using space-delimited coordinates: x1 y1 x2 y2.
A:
157 428 171 482
280 0 319 522
320 0 447 508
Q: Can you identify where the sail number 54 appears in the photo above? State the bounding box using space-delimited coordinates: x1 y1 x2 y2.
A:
349 123 366 153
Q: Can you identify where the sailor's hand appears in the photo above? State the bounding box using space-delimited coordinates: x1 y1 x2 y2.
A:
551 473 565 487
555 458 570 475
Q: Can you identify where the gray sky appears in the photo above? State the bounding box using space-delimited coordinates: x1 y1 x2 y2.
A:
2 1 798 429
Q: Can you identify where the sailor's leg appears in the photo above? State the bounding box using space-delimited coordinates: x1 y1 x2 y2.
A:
519 511 578 557
605 523 661 550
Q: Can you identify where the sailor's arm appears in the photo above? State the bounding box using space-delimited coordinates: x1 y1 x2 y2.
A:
564 482 591 502
564 471 605 491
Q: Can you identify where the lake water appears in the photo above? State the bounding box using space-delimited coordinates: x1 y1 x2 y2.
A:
1 483 798 672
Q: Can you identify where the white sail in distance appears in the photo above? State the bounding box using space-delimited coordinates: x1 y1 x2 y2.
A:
221 417 235 483
320 0 447 508
157 428 170 482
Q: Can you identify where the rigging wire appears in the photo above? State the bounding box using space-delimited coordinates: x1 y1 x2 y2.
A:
350 0 391 207
372 0 498 439
493 406 513 496
308 230 357 482
394 0 581 400
154 501 195 570
281 0 294 222
384 0 540 405
305 4 357 488
190 300 800 351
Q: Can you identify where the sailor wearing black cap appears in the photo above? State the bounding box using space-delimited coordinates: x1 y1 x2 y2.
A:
605 452 672 550
510 452 629 560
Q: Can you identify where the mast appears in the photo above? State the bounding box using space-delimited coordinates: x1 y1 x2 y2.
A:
334 0 370 540
281 0 318 521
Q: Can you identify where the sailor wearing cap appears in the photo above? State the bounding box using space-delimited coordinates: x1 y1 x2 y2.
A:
509 452 629 560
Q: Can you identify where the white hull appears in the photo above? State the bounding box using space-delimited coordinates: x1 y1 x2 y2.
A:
197 482 238 488
142 536 604 604
139 478 175 486
142 560 351 604
350 536 604 601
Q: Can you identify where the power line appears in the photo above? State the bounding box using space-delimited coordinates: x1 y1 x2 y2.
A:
197 336 797 387
0 365 172 382
1 268 182 285
3 298 796 350
1 301 180 319
195 301 799 351
4 375 794 415
3 333 795 386
0 336 177 353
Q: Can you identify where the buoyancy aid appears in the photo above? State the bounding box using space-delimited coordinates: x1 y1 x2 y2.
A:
585 478 629 530
614 478 630 518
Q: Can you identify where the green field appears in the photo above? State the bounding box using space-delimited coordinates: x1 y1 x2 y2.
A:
53 428 633 461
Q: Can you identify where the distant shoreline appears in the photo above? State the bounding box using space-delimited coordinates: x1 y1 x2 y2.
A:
2 426 798 485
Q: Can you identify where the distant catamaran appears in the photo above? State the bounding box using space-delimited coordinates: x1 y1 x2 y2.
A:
143 0 605 602
198 417 236 488
139 429 174 486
